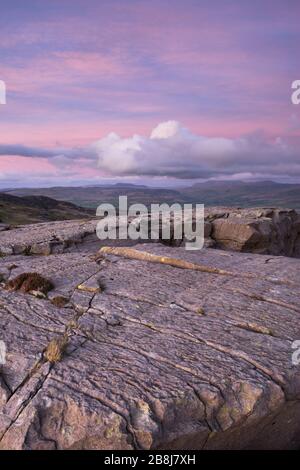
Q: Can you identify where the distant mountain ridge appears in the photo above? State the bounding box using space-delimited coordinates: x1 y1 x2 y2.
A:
179 180 300 209
4 185 186 209
5 180 300 210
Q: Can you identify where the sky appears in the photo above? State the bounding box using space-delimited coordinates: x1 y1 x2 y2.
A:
0 0 299 188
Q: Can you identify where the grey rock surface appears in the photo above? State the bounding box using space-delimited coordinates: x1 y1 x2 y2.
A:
0 207 299 258
207 207 300 257
0 215 299 449
0 219 99 256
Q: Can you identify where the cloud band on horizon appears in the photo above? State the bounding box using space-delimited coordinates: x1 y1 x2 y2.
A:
0 121 299 180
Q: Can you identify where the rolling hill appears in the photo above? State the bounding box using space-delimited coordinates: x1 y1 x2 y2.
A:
0 193 93 225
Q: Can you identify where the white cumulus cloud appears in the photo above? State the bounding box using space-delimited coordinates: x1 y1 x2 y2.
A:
1 121 299 181
90 121 299 179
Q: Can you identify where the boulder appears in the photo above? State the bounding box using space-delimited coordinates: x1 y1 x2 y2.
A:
209 208 300 257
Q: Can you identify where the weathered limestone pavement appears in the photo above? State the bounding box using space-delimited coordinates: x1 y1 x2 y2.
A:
0 209 299 449
0 207 299 257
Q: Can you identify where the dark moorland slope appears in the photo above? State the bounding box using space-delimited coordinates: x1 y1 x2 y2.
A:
0 193 93 225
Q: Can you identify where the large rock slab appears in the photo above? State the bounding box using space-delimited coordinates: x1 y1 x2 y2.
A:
208 207 300 257
0 219 99 256
0 240 299 450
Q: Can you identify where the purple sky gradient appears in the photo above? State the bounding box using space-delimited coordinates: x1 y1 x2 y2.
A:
0 0 299 187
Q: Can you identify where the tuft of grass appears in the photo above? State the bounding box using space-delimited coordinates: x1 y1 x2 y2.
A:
44 334 69 363
51 296 69 308
5 272 54 294
197 307 205 315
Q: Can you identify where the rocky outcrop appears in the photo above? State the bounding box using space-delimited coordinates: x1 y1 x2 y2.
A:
158 207 300 257
207 207 300 257
0 219 99 256
1 207 299 259
0 219 299 449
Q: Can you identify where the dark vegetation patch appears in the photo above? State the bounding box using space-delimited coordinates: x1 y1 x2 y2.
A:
5 272 54 294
